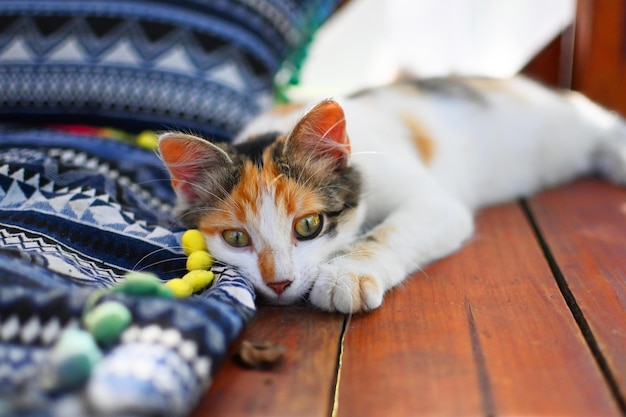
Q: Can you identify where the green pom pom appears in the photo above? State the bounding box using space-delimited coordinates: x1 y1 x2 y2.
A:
83 301 132 345
118 271 174 298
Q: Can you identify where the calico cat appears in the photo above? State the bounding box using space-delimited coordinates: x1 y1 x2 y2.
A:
159 75 626 313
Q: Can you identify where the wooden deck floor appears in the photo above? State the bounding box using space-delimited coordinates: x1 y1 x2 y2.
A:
191 178 626 417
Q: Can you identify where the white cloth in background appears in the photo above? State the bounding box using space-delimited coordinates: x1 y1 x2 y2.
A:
290 0 575 100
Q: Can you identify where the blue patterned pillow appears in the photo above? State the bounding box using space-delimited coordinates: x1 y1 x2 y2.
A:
0 0 338 141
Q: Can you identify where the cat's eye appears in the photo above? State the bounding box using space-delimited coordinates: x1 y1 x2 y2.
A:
294 213 323 240
222 230 251 248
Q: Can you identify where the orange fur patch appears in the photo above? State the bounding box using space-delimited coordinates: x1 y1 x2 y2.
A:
198 149 326 247
257 245 276 283
348 274 378 311
260 151 326 220
197 161 262 235
400 112 436 165
464 77 509 92
359 275 378 298
350 238 377 261
350 225 397 261
464 77 529 102
368 225 395 245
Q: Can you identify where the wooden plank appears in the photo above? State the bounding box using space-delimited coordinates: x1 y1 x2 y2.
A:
336 201 621 417
528 178 626 403
191 305 344 417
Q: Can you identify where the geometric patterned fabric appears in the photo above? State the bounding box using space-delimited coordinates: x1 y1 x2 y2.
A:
0 248 256 417
0 1 342 414
0 126 254 416
0 0 339 141
0 126 257 416
0 127 183 285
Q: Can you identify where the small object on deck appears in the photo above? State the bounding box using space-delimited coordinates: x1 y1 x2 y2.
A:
237 340 286 369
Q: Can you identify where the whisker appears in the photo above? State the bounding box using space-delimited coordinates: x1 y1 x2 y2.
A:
351 150 395 158
132 247 184 270
133 256 189 272
134 178 174 187
320 117 346 141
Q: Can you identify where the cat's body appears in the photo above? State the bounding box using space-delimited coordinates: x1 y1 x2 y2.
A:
159 76 626 313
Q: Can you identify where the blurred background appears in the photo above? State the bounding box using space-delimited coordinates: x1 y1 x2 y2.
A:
289 0 626 117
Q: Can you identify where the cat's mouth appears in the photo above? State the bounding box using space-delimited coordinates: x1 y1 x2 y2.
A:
255 280 313 307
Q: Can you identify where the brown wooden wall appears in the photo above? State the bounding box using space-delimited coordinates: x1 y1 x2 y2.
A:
523 0 626 116
574 0 626 115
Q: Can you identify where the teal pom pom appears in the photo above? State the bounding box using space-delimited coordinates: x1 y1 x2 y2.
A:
45 329 102 391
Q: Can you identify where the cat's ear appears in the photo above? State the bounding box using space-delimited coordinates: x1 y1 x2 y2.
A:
158 133 231 202
286 99 350 169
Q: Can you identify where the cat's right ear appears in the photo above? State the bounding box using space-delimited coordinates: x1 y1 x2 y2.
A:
286 99 350 170
158 133 231 203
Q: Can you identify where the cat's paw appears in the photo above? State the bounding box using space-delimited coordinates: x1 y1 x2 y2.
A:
309 263 384 313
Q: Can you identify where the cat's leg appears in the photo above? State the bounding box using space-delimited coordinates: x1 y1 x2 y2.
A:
309 187 474 313
592 120 626 185
565 91 626 184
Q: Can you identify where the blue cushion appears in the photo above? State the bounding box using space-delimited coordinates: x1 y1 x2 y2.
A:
0 0 339 141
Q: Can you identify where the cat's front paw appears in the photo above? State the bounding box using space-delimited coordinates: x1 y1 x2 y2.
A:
309 263 384 313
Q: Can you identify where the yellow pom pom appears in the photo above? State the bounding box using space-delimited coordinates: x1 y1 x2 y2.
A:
136 130 158 150
186 250 213 271
181 229 207 255
165 278 194 298
183 270 215 292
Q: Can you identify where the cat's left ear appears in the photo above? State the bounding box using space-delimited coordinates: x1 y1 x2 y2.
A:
286 99 350 169
158 133 232 203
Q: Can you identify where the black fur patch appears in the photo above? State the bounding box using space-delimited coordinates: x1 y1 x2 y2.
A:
350 77 488 106
322 205 355 238
398 77 488 105
233 132 281 166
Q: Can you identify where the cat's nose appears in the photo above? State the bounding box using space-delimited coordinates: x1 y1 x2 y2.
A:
267 280 292 295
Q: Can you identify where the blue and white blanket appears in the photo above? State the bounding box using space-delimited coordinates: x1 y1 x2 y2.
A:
0 127 256 416
0 1 340 414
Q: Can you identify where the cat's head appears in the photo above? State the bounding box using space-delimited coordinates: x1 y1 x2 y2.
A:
159 100 363 304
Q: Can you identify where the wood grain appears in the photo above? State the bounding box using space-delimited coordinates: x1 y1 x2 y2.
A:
528 178 626 403
336 202 622 417
191 305 344 417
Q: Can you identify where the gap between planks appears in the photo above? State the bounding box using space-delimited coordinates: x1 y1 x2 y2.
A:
330 314 350 417
465 296 496 417
333 199 621 417
521 197 626 414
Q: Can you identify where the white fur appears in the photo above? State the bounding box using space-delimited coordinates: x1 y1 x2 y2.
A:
204 179 366 305
232 76 626 313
